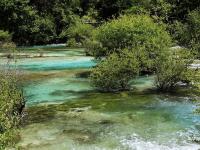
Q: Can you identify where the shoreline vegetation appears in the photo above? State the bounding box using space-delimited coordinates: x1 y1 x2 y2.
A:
0 65 25 149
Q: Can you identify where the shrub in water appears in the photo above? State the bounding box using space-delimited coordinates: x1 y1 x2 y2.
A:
155 49 198 91
90 49 140 91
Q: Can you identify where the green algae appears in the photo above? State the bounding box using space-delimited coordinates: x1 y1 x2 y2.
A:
25 106 57 125
19 92 200 149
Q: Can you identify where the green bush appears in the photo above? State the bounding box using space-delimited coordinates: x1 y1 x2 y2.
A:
187 9 200 54
124 6 149 15
0 69 25 149
63 21 94 47
171 9 200 55
24 17 56 45
90 49 139 91
0 30 16 52
124 0 172 22
155 49 198 91
0 30 11 43
90 15 172 58
66 38 77 47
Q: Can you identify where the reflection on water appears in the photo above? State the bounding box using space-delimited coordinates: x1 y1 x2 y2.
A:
1 46 199 150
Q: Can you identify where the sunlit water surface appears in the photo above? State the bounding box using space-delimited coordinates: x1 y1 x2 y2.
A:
1 46 200 150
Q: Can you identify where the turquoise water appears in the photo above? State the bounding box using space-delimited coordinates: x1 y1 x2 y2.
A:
1 46 200 149
24 77 92 105
16 57 96 71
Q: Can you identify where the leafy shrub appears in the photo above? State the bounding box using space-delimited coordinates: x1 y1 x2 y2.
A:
33 18 56 44
89 15 172 57
0 30 11 43
124 6 149 15
0 30 16 52
63 21 94 47
0 68 25 149
187 9 200 54
90 49 139 91
171 9 200 56
66 38 77 47
84 39 102 56
155 49 198 91
124 0 172 22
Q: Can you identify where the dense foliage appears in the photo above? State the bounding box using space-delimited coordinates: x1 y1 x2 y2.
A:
89 15 171 57
155 49 197 91
90 15 172 91
0 69 25 149
0 30 16 51
90 50 139 91
0 30 11 43
90 49 139 91
89 14 199 92
172 9 200 55
0 0 199 45
63 20 94 47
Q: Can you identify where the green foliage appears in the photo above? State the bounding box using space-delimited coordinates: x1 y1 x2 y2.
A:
0 129 20 149
166 0 200 21
0 0 199 45
90 15 171 58
171 9 200 55
66 38 77 47
0 69 25 149
124 6 149 15
124 0 172 22
155 49 198 91
90 49 139 91
0 30 11 43
0 0 81 45
64 20 94 47
187 9 200 54
89 15 173 92
0 30 16 51
31 17 56 44
80 0 134 20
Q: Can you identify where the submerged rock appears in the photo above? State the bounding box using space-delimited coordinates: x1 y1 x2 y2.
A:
62 129 97 144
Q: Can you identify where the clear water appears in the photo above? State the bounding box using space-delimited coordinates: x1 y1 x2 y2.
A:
15 57 96 71
1 46 200 150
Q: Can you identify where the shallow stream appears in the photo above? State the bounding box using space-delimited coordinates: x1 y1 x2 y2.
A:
1 46 200 150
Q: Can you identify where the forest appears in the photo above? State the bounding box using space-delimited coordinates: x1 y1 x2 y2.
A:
0 0 199 47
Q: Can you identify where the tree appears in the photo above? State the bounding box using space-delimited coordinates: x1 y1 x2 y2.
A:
89 15 172 59
0 30 16 51
171 9 200 56
61 19 94 47
0 30 11 44
124 0 172 22
90 49 139 92
155 49 198 91
166 0 200 21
